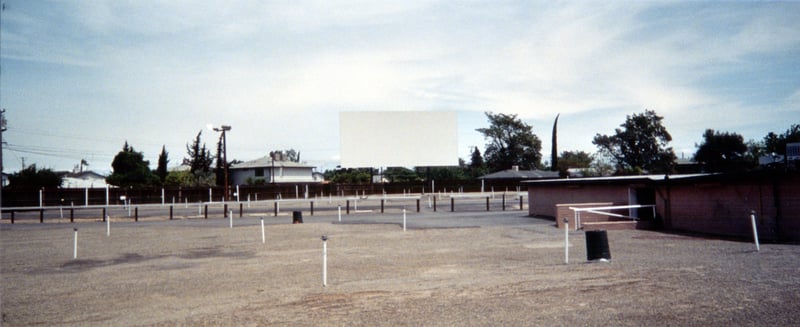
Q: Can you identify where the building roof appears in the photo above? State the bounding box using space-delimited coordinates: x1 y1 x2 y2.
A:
230 156 315 170
523 173 721 186
480 169 559 180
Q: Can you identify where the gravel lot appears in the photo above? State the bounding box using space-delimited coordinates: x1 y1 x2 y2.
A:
2 208 799 326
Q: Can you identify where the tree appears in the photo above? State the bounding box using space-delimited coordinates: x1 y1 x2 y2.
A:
7 164 62 190
106 142 158 188
468 147 487 178
270 149 301 162
764 124 800 155
592 110 676 174
476 112 543 172
693 129 750 173
557 150 593 176
183 131 215 186
551 114 560 171
383 167 420 182
156 145 169 184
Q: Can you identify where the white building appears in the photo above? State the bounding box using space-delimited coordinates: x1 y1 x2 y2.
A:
230 156 322 185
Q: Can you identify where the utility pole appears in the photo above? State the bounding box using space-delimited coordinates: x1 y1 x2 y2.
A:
1 109 6 209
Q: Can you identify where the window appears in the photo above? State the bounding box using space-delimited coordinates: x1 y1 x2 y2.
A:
255 168 264 177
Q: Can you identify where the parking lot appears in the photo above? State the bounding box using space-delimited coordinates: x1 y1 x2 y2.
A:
2 197 799 326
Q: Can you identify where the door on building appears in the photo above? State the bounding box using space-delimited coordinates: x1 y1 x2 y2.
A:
628 187 656 219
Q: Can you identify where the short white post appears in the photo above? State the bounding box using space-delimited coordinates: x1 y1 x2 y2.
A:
229 210 233 228
106 215 111 236
198 202 202 215
105 185 110 206
85 187 89 207
261 217 265 244
39 189 44 208
60 207 64 219
161 188 165 206
321 235 328 287
209 188 212 203
295 185 299 199
564 218 569 264
750 210 760 252
73 228 78 259
247 194 251 208
236 185 240 202
403 208 407 232
338 205 342 222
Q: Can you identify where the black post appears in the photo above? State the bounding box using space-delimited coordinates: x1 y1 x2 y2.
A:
134 207 138 222
451 198 454 212
40 209 44 223
519 196 524 210
274 202 278 217
70 208 74 223
204 205 208 219
240 203 243 217
170 205 173 220
224 204 228 218
381 199 384 214
10 211 14 224
346 200 350 214
486 197 490 211
416 199 420 212
310 201 314 216
102 207 106 221
433 197 437 212
502 194 506 211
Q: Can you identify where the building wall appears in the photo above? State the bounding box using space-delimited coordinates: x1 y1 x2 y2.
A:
231 167 315 186
664 177 800 241
528 184 629 218
528 174 800 242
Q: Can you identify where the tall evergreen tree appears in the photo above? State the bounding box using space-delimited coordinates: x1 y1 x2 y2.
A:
156 145 169 184
551 113 559 171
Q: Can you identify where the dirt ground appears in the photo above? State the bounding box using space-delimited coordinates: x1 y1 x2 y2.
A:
2 211 799 326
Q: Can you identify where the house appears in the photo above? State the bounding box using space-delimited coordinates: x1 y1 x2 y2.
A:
230 156 322 185
524 172 800 242
60 170 110 188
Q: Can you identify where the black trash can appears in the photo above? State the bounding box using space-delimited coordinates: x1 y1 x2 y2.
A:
585 230 611 261
292 211 303 224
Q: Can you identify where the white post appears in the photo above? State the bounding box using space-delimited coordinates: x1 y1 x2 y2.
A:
750 210 760 252
161 188 165 206
403 208 407 232
481 179 485 193
73 228 78 259
59 207 64 220
295 185 299 199
338 205 342 222
209 188 213 203
321 235 328 287
229 210 233 228
261 217 265 244
247 194 251 208
432 179 435 194
198 202 202 215
236 185 240 202
105 185 109 206
39 189 43 208
564 218 569 264
85 187 89 207
106 215 111 236
355 199 358 211
305 185 309 199
276 201 280 214
185 197 188 208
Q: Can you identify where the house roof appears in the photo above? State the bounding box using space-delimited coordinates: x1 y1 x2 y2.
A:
480 169 559 180
231 156 315 170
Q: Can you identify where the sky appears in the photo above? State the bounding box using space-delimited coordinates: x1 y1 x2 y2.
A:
1 1 798 175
